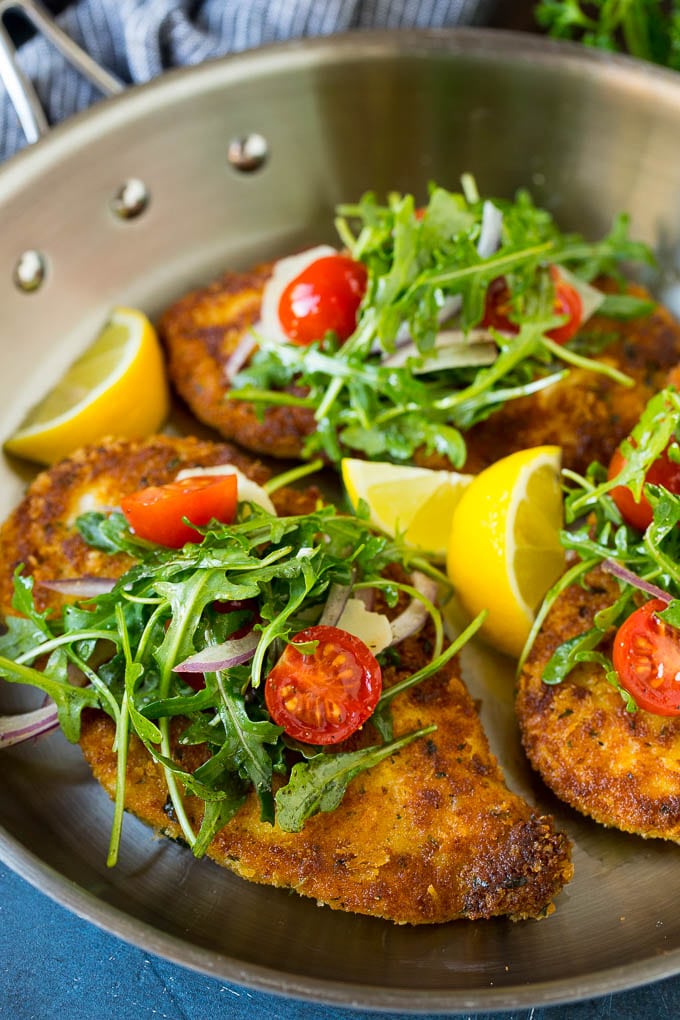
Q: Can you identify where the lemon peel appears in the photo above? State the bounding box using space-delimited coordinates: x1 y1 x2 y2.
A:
4 307 169 465
446 446 565 658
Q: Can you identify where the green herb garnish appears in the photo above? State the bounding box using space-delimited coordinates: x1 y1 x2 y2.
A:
522 385 680 709
535 1 680 70
0 494 475 864
230 181 653 467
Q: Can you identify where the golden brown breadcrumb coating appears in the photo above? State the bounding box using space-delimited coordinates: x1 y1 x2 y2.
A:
459 282 680 474
158 268 680 473
0 434 279 615
159 262 316 460
517 565 680 842
0 436 572 923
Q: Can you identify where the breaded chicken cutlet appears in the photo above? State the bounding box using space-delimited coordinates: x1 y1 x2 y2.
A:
517 565 680 842
0 435 573 923
158 267 680 474
159 262 313 462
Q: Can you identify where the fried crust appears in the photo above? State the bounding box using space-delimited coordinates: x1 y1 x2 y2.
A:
459 282 680 474
158 262 316 460
158 269 680 473
0 434 294 616
0 436 572 923
80 642 572 924
517 566 680 841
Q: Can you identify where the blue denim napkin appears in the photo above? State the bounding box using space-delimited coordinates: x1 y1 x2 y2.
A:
0 0 495 161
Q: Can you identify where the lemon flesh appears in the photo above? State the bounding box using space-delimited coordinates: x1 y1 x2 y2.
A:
446 446 565 659
341 458 472 560
4 307 170 465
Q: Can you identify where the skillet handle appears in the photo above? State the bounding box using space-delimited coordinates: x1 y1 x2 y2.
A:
0 0 123 145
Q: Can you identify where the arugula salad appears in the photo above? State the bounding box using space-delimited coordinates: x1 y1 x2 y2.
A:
230 176 654 466
0 468 483 865
524 384 680 716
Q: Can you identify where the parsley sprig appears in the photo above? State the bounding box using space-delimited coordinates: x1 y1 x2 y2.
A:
230 182 653 467
0 497 482 863
520 386 680 710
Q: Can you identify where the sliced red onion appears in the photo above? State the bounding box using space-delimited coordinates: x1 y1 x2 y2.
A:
173 631 260 674
389 572 438 646
602 560 672 604
477 200 504 259
0 704 59 747
39 576 117 598
355 587 375 612
224 332 258 381
318 583 353 627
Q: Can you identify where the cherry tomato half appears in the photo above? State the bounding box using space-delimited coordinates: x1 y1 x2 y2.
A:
277 255 367 346
608 442 680 532
612 599 680 716
481 265 583 344
121 474 238 548
264 624 382 744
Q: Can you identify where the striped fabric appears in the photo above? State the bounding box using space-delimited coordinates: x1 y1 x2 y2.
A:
0 0 495 162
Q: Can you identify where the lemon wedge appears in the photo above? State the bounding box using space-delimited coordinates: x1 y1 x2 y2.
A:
4 307 170 465
341 458 473 560
446 446 565 658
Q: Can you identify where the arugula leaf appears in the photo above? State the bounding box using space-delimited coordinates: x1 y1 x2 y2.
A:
275 725 436 833
0 613 47 660
77 510 147 555
153 569 257 691
192 788 248 858
142 686 217 719
542 588 633 685
569 388 680 515
9 570 55 637
0 489 479 856
0 656 99 742
211 672 283 822
116 604 161 746
231 182 651 467
531 384 680 714
597 293 655 319
659 598 680 629
643 487 680 587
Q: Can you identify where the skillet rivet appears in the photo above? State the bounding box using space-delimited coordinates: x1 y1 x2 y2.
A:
111 178 150 219
13 250 46 292
227 134 268 173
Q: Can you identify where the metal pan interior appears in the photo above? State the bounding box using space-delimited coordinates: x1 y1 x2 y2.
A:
1 29 680 1012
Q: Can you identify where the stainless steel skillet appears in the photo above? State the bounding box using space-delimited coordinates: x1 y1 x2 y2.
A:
1 23 680 1013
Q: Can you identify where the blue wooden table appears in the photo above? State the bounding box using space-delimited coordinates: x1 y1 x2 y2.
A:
1 863 678 1020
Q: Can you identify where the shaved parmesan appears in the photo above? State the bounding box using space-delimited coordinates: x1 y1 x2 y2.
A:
336 598 392 654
